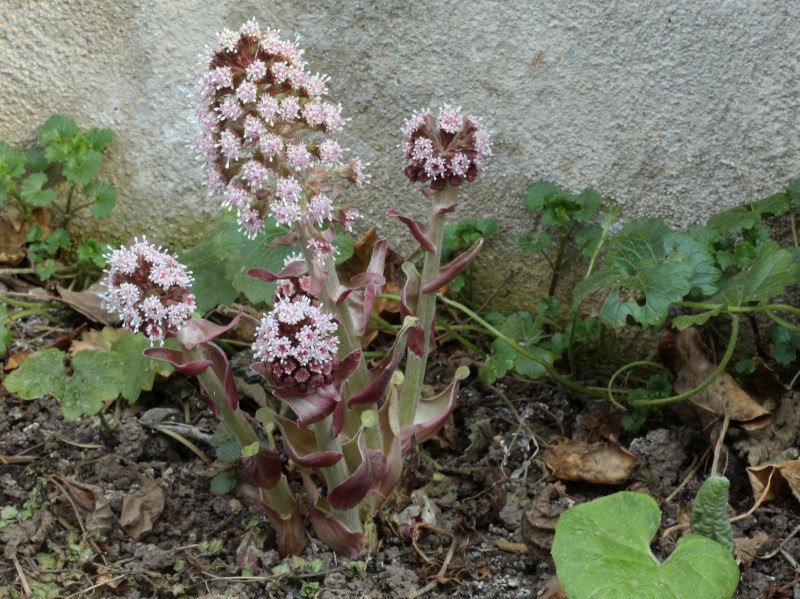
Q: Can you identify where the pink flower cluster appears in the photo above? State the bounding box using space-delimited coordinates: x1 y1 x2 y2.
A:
252 268 339 394
193 18 366 247
104 238 196 343
402 104 492 191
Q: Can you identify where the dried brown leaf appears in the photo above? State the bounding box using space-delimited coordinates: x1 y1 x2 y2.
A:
69 326 126 354
55 477 114 539
541 437 638 485
734 530 771 568
120 478 165 540
0 208 50 265
4 350 32 371
1 509 56 558
658 328 773 430
746 460 800 504
57 282 119 326
521 482 569 561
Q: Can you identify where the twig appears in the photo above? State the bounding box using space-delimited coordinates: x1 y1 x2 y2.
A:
730 469 775 523
11 554 31 596
50 478 87 538
63 574 127 598
757 523 800 560
711 414 730 477
407 537 459 599
154 426 211 464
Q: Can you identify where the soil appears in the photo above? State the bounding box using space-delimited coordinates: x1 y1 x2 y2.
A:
1 324 799 598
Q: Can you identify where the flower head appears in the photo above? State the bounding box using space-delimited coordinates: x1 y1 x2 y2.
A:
252 289 339 394
402 105 492 191
104 238 196 343
194 19 365 238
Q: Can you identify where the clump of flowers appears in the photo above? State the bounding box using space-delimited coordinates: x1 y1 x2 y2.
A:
252 284 339 394
106 19 493 559
402 104 492 191
104 238 196 343
192 18 366 248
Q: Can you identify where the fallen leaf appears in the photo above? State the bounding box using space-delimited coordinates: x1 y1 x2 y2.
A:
70 326 127 354
1 509 56 558
54 476 114 539
464 417 494 462
57 282 119 326
3 350 32 371
447 467 507 531
521 482 571 561
574 411 623 443
734 392 800 467
746 460 800 504
658 328 773 430
734 530 771 568
541 437 638 485
0 208 50 265
120 478 165 540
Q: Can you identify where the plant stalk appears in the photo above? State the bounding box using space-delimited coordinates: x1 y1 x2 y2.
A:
189 347 299 525
398 184 456 427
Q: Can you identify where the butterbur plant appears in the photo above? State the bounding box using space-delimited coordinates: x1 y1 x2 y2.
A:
102 19 488 556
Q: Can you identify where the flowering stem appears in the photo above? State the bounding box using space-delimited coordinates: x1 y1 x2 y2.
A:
189 347 300 524
312 417 363 534
398 184 456 427
294 225 379 444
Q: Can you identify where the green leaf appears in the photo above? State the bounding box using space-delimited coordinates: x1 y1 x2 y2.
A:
552 491 739 599
40 115 78 145
35 259 57 280
24 147 47 171
85 128 114 152
525 180 569 213
4 348 67 399
711 241 798 307
83 180 117 217
443 217 499 258
241 441 260 457
110 332 170 403
672 308 721 330
60 350 126 420
76 239 108 268
333 232 354 265
182 238 237 312
573 188 603 222
518 232 551 254
768 323 800 365
64 149 102 184
478 311 556 384
573 218 718 328
210 472 237 495
19 173 56 207
184 213 292 310
707 192 789 236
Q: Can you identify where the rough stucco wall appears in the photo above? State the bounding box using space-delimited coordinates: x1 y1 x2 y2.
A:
1 1 798 305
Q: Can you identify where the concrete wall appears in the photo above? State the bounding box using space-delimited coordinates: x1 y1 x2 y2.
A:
2 1 798 304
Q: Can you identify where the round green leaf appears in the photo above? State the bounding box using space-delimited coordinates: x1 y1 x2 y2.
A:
553 491 739 599
209 471 236 495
